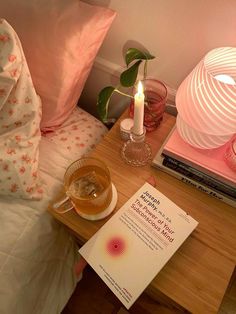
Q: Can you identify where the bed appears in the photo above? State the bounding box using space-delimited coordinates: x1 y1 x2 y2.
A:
0 1 116 313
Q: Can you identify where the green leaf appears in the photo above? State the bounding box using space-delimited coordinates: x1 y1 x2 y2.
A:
97 86 115 122
125 48 155 67
120 60 142 87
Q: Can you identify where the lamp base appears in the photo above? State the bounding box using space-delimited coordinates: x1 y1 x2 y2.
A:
121 128 152 166
176 115 232 149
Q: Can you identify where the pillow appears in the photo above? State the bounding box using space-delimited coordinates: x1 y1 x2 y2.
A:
0 0 116 132
0 19 43 199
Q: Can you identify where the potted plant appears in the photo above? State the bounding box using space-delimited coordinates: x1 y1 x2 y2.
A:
96 48 167 132
96 48 153 119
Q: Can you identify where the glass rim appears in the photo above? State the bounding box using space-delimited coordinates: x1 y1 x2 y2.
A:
133 78 168 99
64 157 111 184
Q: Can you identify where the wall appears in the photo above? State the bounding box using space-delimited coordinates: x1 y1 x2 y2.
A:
79 0 236 119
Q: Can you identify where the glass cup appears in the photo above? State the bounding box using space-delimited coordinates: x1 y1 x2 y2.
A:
129 79 168 132
54 157 113 219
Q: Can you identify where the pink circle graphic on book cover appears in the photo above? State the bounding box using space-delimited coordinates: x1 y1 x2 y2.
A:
106 236 126 257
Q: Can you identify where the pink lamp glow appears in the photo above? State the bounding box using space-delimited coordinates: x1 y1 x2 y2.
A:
176 47 236 149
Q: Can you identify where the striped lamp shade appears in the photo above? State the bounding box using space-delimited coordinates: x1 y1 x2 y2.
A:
176 47 236 149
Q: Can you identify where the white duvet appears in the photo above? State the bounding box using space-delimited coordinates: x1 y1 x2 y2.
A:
0 139 79 314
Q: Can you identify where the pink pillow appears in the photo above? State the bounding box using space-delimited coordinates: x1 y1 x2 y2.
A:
0 0 116 132
0 19 43 199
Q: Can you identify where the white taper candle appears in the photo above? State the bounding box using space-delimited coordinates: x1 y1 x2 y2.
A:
133 81 144 135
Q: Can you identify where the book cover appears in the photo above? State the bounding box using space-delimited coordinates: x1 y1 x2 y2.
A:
152 149 236 208
162 156 236 198
161 127 236 188
79 182 198 309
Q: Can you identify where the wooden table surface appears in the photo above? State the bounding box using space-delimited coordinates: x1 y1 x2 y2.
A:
48 111 236 314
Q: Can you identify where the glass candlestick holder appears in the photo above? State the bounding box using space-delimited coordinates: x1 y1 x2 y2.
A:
121 127 152 166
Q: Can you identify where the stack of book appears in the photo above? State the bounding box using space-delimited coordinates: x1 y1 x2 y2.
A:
152 126 236 207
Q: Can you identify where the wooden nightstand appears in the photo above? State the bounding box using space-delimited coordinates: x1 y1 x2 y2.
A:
48 110 236 314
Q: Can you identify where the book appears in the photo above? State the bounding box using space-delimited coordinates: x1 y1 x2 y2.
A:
162 155 236 198
161 127 236 189
79 182 198 309
152 147 236 208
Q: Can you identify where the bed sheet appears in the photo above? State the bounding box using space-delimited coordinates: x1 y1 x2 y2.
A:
0 107 107 314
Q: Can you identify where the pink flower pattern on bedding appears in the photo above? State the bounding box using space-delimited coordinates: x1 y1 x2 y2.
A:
0 19 43 199
43 107 108 162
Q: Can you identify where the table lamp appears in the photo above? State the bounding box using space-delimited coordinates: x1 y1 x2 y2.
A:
175 47 236 149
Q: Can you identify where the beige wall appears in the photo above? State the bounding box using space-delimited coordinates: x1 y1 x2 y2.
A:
80 0 236 119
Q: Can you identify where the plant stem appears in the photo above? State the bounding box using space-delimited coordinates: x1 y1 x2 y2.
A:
115 89 134 98
144 60 148 80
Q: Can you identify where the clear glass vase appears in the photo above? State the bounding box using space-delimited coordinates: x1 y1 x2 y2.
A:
129 79 168 132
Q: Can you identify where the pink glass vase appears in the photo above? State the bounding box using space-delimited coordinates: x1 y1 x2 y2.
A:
129 79 167 132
